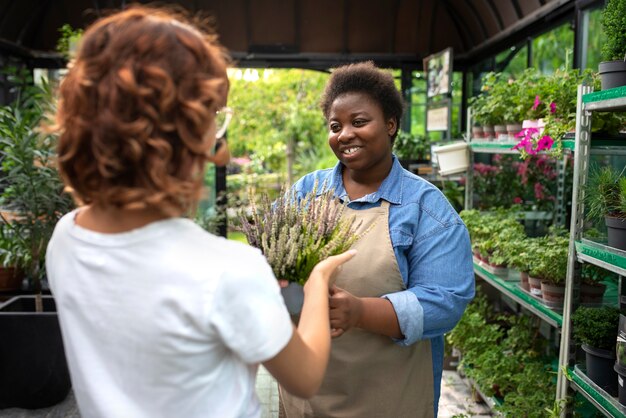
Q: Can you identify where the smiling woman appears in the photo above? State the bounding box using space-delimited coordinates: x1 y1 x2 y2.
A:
280 61 475 418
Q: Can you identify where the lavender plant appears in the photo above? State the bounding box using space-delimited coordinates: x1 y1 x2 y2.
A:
240 183 361 285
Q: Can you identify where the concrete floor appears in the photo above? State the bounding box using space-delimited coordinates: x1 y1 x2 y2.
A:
0 368 492 417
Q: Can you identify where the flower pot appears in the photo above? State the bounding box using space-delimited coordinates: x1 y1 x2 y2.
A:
280 282 304 315
493 124 507 141
581 282 607 305
605 216 626 251
471 126 483 139
599 60 626 90
615 362 626 406
0 267 24 292
520 271 530 291
540 281 565 307
506 268 521 282
582 343 618 396
506 123 522 137
482 125 494 140
528 276 543 297
432 142 469 176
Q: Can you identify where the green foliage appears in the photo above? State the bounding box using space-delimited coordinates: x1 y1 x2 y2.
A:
393 130 431 160
572 305 620 350
56 24 83 59
585 165 626 221
527 235 569 284
239 182 360 284
440 180 464 213
226 69 333 178
532 22 574 73
0 69 75 289
601 0 626 62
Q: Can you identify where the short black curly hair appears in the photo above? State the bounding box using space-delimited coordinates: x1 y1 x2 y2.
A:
320 61 405 141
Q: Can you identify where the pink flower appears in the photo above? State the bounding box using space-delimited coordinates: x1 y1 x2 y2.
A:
550 102 557 114
534 183 544 200
532 95 541 110
536 135 554 152
513 197 523 204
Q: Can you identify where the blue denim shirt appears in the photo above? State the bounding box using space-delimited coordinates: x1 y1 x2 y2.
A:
292 155 475 412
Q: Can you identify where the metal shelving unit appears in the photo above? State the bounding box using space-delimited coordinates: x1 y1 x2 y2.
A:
473 262 563 327
556 85 626 417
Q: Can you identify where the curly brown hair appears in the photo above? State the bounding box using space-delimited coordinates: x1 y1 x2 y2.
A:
320 61 405 142
55 5 230 216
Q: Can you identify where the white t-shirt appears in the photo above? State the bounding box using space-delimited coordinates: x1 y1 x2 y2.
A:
46 210 293 418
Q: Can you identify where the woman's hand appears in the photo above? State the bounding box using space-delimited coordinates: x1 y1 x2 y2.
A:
329 285 364 338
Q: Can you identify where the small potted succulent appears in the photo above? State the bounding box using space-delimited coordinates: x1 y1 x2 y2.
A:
572 305 620 396
240 183 361 314
585 165 626 251
598 0 626 90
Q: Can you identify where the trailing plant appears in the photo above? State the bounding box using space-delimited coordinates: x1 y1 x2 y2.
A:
601 0 626 62
0 69 75 294
572 305 620 350
239 182 361 285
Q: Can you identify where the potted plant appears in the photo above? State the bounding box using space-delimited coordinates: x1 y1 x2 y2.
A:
580 264 609 305
599 0 626 90
572 305 620 396
393 130 431 171
585 165 626 251
526 235 568 306
240 183 361 314
0 69 74 408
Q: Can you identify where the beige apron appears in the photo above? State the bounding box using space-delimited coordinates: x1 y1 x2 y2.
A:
281 201 434 418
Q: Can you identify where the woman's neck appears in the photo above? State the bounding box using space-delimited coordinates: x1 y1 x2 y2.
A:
75 204 173 233
342 158 393 200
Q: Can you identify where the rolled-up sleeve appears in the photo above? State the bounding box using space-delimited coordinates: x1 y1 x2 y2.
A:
385 222 474 346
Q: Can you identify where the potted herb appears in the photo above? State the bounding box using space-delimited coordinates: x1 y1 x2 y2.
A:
240 184 361 314
598 0 626 90
0 69 74 408
526 235 568 306
572 305 620 396
584 165 626 251
580 264 609 305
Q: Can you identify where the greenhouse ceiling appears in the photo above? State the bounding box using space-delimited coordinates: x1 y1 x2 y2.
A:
0 0 576 70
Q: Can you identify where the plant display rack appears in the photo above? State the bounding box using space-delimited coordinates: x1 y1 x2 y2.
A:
463 87 626 416
556 84 626 418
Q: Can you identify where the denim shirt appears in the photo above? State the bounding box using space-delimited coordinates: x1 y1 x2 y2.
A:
292 155 475 410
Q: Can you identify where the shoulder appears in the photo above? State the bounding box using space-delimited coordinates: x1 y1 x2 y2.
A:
398 171 463 227
292 168 335 195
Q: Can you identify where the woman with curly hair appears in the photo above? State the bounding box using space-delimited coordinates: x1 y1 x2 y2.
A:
280 62 475 417
46 6 355 417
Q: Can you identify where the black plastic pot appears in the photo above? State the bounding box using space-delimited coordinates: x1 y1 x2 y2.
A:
599 61 626 90
615 362 626 406
0 295 71 409
606 216 626 251
582 343 618 396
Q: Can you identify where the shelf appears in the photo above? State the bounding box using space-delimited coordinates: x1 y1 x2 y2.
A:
583 86 626 112
575 239 626 277
568 366 626 418
465 377 503 415
473 262 563 328
469 140 574 154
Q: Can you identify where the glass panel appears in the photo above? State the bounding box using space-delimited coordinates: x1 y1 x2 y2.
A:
580 7 606 71
532 22 575 74
496 44 528 78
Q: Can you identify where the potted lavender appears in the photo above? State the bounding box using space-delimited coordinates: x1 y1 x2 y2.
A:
240 184 361 314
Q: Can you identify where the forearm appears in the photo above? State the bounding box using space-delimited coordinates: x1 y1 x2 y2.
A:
298 276 332 369
357 297 403 339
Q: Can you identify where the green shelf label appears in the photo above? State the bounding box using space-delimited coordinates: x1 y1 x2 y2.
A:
583 86 626 104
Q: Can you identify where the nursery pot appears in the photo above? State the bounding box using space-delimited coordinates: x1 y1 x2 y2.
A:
528 276 543 297
582 343 618 396
605 216 626 251
540 281 565 305
520 271 530 291
280 282 304 316
599 60 626 90
615 363 626 406
581 282 607 305
506 123 522 137
432 142 469 176
471 126 483 139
